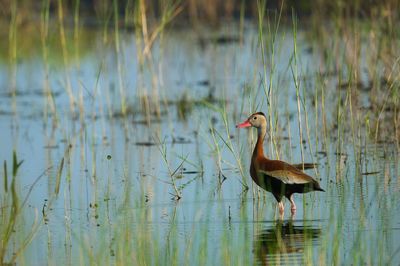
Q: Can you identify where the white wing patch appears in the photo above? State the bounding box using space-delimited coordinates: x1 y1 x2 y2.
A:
258 170 310 184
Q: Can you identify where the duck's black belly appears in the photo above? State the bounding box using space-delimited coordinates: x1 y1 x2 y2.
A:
256 174 314 202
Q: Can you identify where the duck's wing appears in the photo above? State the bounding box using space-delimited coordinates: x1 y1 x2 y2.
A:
257 159 316 185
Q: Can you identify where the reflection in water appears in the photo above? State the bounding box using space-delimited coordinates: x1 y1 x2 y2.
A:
254 220 321 265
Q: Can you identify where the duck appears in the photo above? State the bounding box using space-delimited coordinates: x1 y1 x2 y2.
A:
236 112 324 218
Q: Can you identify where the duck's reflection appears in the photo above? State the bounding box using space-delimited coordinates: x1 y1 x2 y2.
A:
254 220 321 265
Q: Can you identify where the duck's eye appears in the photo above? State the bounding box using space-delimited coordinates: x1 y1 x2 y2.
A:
253 117 257 120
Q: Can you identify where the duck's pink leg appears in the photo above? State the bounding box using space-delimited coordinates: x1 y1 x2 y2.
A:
278 201 284 219
289 195 296 216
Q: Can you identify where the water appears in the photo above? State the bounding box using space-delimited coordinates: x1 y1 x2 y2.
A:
1 21 399 265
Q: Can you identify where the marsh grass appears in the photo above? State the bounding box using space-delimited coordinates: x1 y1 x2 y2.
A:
133 0 183 125
153 135 182 199
1 151 24 264
215 106 249 189
207 113 226 182
1 151 64 265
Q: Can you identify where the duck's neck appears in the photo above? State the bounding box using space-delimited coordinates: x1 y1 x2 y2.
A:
253 125 267 159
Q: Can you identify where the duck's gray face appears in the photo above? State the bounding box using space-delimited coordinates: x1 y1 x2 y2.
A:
248 113 266 128
236 113 267 129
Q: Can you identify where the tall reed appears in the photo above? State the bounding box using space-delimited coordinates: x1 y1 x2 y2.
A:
290 10 305 168
257 0 283 160
8 0 18 119
57 0 76 119
40 0 57 126
73 0 85 123
113 0 127 118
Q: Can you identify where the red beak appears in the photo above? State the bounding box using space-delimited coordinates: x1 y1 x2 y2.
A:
236 120 251 128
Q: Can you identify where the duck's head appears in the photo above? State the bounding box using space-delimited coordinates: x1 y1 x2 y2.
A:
236 112 267 129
